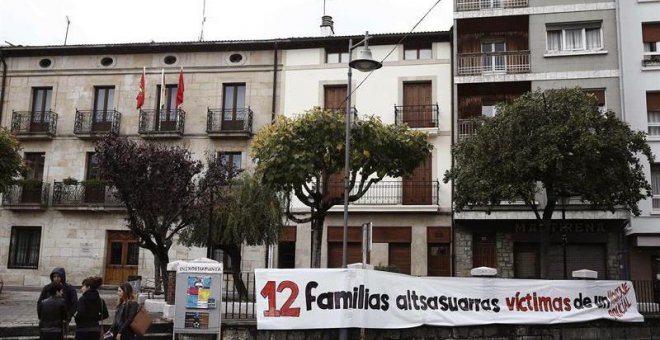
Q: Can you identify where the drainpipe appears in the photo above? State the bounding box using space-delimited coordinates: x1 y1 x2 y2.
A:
450 27 457 277
0 51 7 126
271 42 279 123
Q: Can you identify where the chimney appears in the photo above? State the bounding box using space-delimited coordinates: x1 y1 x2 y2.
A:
320 15 335 37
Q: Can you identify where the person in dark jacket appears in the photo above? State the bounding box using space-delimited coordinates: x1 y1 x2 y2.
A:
37 283 67 340
109 282 139 340
75 276 109 340
38 267 78 320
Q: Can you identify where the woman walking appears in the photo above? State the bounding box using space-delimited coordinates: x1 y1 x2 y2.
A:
74 276 109 340
109 283 139 340
37 283 67 340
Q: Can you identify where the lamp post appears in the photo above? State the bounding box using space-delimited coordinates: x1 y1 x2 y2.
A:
341 32 381 340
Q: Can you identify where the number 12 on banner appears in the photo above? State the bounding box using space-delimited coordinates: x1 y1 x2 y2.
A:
260 280 301 317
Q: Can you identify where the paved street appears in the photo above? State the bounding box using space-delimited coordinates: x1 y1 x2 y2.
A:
0 286 119 328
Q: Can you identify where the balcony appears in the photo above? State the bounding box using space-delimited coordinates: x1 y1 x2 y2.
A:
2 181 50 209
322 180 440 206
395 104 439 128
138 109 185 138
457 119 482 141
457 51 530 76
207 108 253 138
11 111 58 139
455 0 528 12
643 54 660 68
52 182 123 210
74 110 121 138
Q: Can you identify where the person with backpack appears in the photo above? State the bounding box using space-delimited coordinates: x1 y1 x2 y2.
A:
37 283 67 340
75 276 109 340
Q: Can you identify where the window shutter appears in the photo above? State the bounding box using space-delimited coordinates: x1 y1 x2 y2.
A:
647 92 660 112
643 23 660 43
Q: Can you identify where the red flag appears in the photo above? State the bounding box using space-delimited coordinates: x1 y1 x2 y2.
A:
176 68 184 108
136 67 145 109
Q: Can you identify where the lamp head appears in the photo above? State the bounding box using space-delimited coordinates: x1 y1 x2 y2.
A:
349 47 382 72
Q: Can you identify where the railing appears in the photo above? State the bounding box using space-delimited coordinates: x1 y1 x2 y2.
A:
11 111 58 137
2 182 50 207
394 104 439 128
633 280 660 315
643 55 660 67
138 109 185 135
455 0 528 11
222 272 256 319
457 118 481 140
52 182 123 207
74 110 121 136
457 51 530 75
207 108 253 135
321 180 440 205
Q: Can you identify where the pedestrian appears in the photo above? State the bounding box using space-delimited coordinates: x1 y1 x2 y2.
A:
37 282 67 340
38 267 78 320
107 283 139 340
75 276 109 340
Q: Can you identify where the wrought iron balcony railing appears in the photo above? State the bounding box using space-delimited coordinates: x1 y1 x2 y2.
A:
207 108 253 137
138 109 185 136
52 182 123 208
320 180 440 205
74 110 121 137
455 0 528 12
643 54 660 68
394 104 439 128
2 182 50 208
457 51 531 76
11 111 58 138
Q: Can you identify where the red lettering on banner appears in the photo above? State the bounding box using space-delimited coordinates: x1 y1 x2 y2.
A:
260 280 301 317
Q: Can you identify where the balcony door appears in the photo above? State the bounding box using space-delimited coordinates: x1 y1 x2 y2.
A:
84 152 105 204
93 86 114 132
480 0 501 9
23 153 45 204
323 85 348 200
105 231 139 284
482 41 506 73
222 83 246 130
403 82 432 128
402 156 432 205
31 87 52 132
156 85 178 131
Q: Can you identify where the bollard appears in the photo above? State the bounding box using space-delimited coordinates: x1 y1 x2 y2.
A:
470 266 498 277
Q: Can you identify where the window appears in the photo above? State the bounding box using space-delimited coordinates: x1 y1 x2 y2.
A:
31 87 53 128
156 84 178 130
278 226 297 269
652 164 660 209
323 85 347 112
648 92 660 136
546 23 602 53
643 23 660 54
94 86 115 124
25 153 45 180
404 42 432 60
8 226 41 269
583 89 606 113
222 83 246 126
480 0 501 9
218 152 242 173
481 41 506 72
326 50 349 64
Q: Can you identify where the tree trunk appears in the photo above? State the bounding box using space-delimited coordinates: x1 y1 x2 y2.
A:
225 244 249 300
539 220 550 279
310 216 325 268
154 257 162 293
157 250 170 296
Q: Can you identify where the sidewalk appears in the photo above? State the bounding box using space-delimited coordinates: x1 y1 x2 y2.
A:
0 286 119 328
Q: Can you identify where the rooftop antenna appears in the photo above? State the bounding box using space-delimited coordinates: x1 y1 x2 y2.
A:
64 16 71 45
198 0 206 42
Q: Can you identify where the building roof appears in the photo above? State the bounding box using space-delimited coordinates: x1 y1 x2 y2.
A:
0 31 451 57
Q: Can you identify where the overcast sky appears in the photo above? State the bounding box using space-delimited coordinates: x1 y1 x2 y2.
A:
0 0 453 46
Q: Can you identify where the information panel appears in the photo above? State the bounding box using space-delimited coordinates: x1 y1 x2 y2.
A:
173 258 223 336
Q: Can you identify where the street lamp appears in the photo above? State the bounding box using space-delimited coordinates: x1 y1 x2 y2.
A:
342 32 382 269
341 32 381 340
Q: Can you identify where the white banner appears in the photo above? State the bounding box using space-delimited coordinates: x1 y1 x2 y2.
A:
255 269 643 330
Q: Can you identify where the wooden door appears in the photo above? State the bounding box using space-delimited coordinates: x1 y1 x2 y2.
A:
105 231 139 285
324 85 347 113
473 233 496 268
388 243 411 275
402 156 432 205
427 227 450 276
403 82 432 128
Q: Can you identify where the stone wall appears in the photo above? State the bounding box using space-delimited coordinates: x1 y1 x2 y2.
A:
220 318 660 340
496 232 514 278
453 228 472 277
